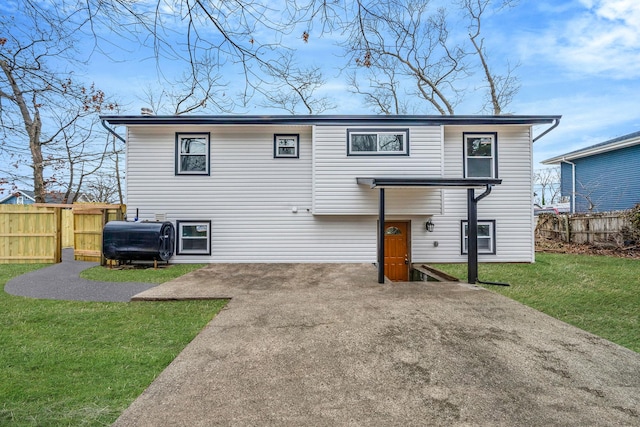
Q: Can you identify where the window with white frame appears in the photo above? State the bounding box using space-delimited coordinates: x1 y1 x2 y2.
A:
461 220 496 255
176 220 211 255
176 133 210 175
347 129 409 155
463 133 497 178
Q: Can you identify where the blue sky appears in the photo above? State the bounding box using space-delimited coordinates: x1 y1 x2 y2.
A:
79 0 640 168
2 0 639 185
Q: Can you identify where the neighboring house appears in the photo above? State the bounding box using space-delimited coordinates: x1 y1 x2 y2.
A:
0 190 37 205
101 114 560 281
542 130 640 213
0 189 94 204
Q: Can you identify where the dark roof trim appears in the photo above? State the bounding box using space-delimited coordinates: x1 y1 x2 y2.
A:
542 129 640 164
356 177 502 189
100 114 561 127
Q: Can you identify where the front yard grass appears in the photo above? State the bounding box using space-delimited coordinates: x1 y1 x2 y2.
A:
0 263 226 426
433 252 640 353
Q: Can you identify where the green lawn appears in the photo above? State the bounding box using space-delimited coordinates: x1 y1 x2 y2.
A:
433 252 640 353
0 264 226 426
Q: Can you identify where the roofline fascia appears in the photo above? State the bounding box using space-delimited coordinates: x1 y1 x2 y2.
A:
99 114 562 127
542 135 640 164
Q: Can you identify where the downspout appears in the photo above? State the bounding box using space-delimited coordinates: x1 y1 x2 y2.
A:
101 119 126 144
533 118 560 143
562 158 576 213
467 185 510 287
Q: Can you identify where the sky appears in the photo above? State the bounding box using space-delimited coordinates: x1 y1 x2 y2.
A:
2 0 640 197
78 0 640 168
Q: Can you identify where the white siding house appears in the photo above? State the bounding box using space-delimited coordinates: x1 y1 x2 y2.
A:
101 115 560 280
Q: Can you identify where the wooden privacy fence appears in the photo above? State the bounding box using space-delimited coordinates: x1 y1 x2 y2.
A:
0 205 62 264
536 212 634 246
73 204 124 262
0 203 124 264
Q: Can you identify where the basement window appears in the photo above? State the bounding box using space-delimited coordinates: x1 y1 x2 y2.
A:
461 220 496 255
176 220 211 255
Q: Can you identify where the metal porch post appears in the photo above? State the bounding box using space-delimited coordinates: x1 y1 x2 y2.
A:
467 188 478 284
378 188 385 284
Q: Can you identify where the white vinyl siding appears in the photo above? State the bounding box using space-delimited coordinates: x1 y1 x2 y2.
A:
125 122 535 264
126 125 379 262
412 125 534 263
313 125 443 215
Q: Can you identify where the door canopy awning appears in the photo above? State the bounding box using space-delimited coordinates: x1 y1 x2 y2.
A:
356 177 502 189
357 176 503 284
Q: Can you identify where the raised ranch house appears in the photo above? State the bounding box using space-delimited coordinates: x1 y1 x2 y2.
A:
101 114 560 282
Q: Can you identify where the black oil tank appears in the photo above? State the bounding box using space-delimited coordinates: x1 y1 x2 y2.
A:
102 221 175 262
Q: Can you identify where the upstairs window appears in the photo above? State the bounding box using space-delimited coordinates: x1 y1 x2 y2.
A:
347 129 409 156
274 134 300 158
176 133 210 175
464 133 497 178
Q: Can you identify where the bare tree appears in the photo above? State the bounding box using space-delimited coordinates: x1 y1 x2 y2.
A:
347 58 411 115
260 52 335 114
83 171 121 203
462 0 520 114
0 4 116 202
534 167 561 206
140 54 234 115
344 0 520 115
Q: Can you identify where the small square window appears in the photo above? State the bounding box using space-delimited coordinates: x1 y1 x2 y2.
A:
347 129 409 156
176 133 210 175
463 133 497 178
461 220 496 255
274 134 300 158
176 220 211 255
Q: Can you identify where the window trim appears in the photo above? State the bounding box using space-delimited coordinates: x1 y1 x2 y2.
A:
460 219 496 255
175 132 211 176
176 220 212 255
273 134 300 158
347 128 410 156
463 132 498 178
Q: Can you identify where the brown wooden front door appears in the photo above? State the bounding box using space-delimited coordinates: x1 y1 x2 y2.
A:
384 221 409 281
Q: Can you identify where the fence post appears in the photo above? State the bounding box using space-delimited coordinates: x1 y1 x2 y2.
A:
565 215 571 243
54 207 62 263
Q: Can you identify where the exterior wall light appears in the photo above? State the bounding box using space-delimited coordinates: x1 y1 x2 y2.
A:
425 219 435 232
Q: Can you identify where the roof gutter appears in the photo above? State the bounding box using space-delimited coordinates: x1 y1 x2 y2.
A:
533 117 560 143
101 119 126 144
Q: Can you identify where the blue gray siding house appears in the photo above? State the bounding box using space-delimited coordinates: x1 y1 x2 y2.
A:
0 190 37 205
0 190 93 204
542 130 640 213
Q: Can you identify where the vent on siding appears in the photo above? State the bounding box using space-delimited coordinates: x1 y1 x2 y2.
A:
155 213 167 222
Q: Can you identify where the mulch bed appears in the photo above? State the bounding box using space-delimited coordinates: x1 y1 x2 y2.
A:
536 238 640 260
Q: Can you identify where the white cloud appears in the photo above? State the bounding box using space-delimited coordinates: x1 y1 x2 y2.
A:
534 0 640 79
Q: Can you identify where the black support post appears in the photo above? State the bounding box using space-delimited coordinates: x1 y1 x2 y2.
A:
467 188 478 284
467 185 494 284
378 188 385 284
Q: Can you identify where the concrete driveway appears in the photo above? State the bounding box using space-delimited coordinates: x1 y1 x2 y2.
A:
114 263 640 426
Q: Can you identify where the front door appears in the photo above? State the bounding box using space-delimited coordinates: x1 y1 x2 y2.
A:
384 221 410 281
